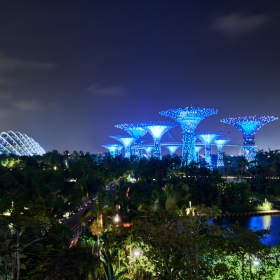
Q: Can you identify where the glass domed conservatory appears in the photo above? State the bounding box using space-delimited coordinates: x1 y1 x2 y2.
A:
0 131 45 156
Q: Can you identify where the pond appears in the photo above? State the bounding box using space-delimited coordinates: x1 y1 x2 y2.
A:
211 214 280 246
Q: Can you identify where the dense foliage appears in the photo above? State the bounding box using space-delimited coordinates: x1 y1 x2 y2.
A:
0 149 280 279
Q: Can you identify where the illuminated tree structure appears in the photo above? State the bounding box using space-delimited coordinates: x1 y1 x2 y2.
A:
214 138 234 167
135 121 178 158
102 144 123 158
221 116 278 162
109 135 136 158
196 132 228 168
160 107 218 164
114 123 147 158
142 145 154 159
194 145 204 162
162 143 181 156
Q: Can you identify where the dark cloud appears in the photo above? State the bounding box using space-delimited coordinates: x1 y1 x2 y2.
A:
0 52 56 72
86 84 126 97
0 109 12 119
13 99 43 111
210 12 272 36
0 90 12 100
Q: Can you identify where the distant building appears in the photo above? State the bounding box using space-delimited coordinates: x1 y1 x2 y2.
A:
0 131 45 156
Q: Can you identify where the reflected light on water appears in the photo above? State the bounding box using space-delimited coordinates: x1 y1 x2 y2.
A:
248 215 271 231
213 214 280 246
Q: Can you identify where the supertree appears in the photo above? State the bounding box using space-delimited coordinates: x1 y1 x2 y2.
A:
213 138 234 167
221 116 278 162
102 144 123 158
142 145 154 159
160 107 218 164
194 145 204 163
162 143 181 156
134 121 178 158
115 123 147 158
109 135 136 158
196 132 228 168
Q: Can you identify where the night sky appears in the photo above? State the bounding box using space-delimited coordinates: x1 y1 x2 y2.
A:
0 1 280 155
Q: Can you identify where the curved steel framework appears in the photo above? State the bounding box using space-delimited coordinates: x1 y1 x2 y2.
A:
196 131 228 168
160 107 218 164
221 116 278 162
110 135 136 158
102 144 123 158
214 138 234 167
0 131 45 156
133 121 178 158
162 143 181 156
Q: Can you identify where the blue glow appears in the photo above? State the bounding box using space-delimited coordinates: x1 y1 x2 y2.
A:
196 132 228 168
194 145 203 162
243 145 256 163
214 138 234 167
132 121 178 158
160 107 218 164
115 123 147 139
221 116 278 162
163 143 181 156
102 144 123 157
110 135 136 158
142 145 154 158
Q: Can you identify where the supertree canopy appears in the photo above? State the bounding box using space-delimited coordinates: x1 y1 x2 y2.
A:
102 144 123 158
162 143 181 156
160 107 218 164
221 116 278 162
0 131 45 156
134 121 178 158
214 138 234 167
196 131 228 168
114 123 147 139
115 123 147 158
110 135 136 158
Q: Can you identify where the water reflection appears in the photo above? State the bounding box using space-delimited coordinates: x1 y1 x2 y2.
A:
212 214 280 246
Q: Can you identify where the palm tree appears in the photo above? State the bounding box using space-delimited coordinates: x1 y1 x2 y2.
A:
162 183 190 211
80 189 115 254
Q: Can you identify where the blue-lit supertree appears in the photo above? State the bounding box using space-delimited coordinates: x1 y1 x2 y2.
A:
114 123 147 158
160 107 218 164
214 138 234 167
142 145 154 159
196 132 228 168
162 143 181 156
134 121 178 158
221 116 278 162
194 145 204 163
102 144 123 158
109 135 136 158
